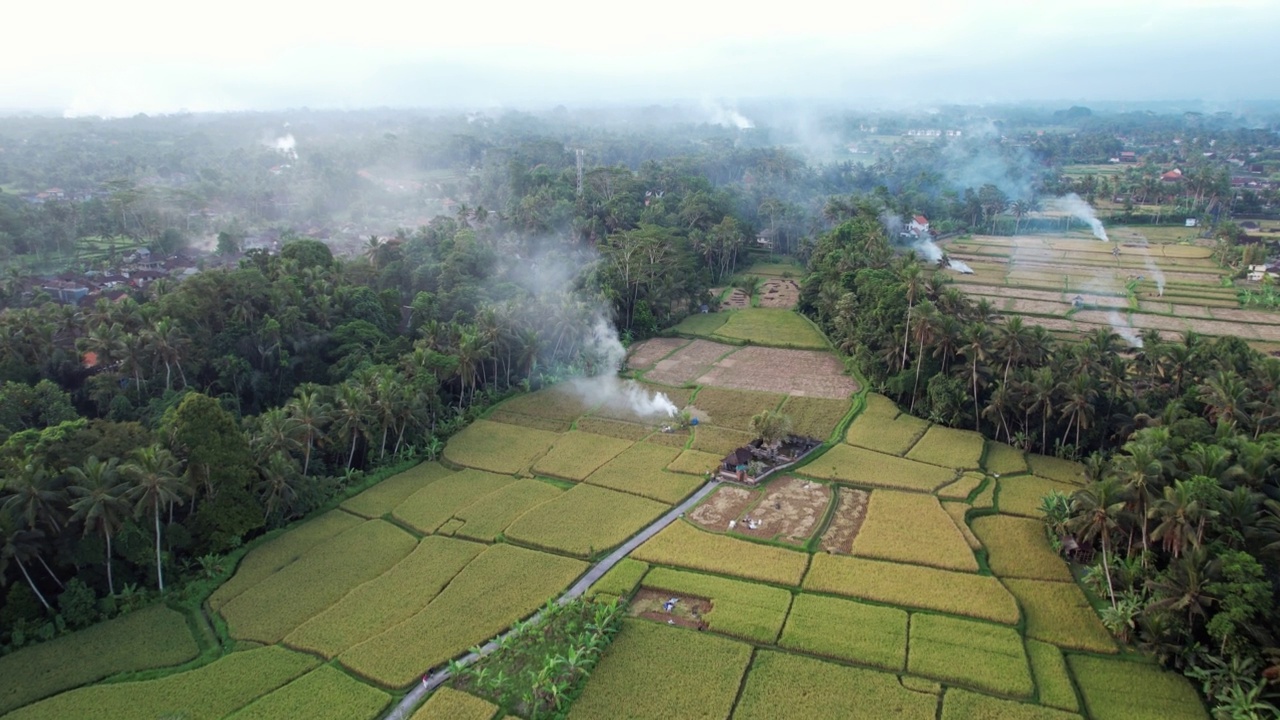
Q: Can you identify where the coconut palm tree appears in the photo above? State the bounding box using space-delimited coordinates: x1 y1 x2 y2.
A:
959 323 993 431
1069 478 1130 608
1110 437 1172 561
899 261 924 369
67 457 132 595
123 445 185 591
0 511 52 612
1 457 65 535
1150 478 1218 559
287 386 331 476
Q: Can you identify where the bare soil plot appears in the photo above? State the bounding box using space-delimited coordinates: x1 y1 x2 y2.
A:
629 588 710 630
758 279 800 309
645 339 736 385
736 476 833 546
689 486 759 532
1206 307 1280 325
818 487 870 554
625 337 689 370
696 346 859 398
721 288 751 309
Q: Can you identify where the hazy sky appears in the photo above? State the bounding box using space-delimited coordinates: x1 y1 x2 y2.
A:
4 0 1278 116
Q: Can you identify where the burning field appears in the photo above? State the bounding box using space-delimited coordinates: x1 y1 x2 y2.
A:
939 232 1280 349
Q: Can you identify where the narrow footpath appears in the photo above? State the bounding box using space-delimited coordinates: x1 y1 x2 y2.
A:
384 479 722 720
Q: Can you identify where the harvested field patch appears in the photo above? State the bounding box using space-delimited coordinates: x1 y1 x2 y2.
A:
642 567 793 643
852 490 978 572
341 463 455 519
5 646 318 720
689 425 755 455
713 308 828 349
1069 655 1207 720
496 383 597 421
937 471 985 501
845 412 929 455
221 520 418 644
779 594 908 671
691 386 787 431
630 587 713 630
209 509 361 611
998 476 1078 519
392 469 516 534
341 544 586 688
286 536 485 657
568 620 751 720
1026 455 1088 485
758 278 801 308
625 337 689 370
586 557 649 600
572 416 653 440
584 443 699 504
909 613 1034 698
689 485 759 532
645 339 735 385
0 604 198 715
942 502 983 550
985 442 1030 475
804 553 1020 624
779 395 852 440
451 480 563 541
230 664 390 720
1026 639 1080 713
720 288 751 309
734 650 937 720
906 425 986 469
736 476 832 546
972 515 1072 581
941 689 1081 720
1005 579 1116 653
504 484 667 557
696 345 858 398
532 430 634 481
442 420 560 475
411 687 498 720
633 520 809 585
818 486 870 553
805 444 957 492
668 448 724 475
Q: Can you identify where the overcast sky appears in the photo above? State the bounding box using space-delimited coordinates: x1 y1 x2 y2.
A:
3 0 1278 116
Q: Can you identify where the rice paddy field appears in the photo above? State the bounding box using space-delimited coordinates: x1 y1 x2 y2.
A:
7 327 1205 718
938 231 1280 349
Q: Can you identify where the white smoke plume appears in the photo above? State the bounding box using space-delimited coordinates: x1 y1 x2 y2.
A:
269 133 297 159
1056 193 1108 241
1141 253 1166 296
1107 310 1143 348
949 259 975 274
880 211 944 264
702 100 754 130
567 316 678 418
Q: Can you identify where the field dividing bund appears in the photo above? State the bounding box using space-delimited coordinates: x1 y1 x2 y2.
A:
803 553 1020 625
778 593 909 671
284 535 486 658
227 664 391 720
972 515 1073 581
503 483 669 558
733 650 938 719
567 620 752 719
0 604 200 715
339 544 587 688
220 519 418 644
340 462 455 519
939 232 1280 344
803 444 958 492
907 613 1034 698
530 430 635 481
390 469 515 534
4 645 319 720
584 443 702 504
440 420 561 474
448 480 563 541
998 476 1081 518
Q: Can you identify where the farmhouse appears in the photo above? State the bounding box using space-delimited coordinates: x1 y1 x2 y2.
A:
909 215 930 238
1118 151 1137 163
1247 264 1279 282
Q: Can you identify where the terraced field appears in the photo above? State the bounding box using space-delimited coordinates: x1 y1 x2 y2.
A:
939 232 1280 349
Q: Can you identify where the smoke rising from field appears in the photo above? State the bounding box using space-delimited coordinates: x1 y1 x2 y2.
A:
948 259 974 273
880 211 944 264
1107 310 1142 348
269 133 298 159
1057 193 1108 241
1141 253 1166 295
569 316 678 417
702 100 754 129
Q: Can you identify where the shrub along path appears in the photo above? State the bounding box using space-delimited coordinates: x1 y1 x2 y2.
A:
384 478 722 720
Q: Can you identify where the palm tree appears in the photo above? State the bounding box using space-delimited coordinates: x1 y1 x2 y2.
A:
123 446 185 591
0 511 52 612
67 457 132 595
1024 366 1058 453
1110 438 1171 561
1150 478 1217 559
1 457 65 534
899 262 923 370
1069 478 1130 608
287 386 332 476
333 382 370 469
910 300 938 411
994 316 1034 386
959 323 993 431
1198 370 1251 430
1059 374 1098 453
